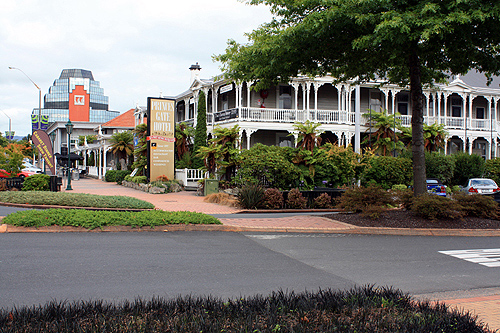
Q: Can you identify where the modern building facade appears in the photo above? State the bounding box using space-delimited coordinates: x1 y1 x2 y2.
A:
134 64 500 160
35 69 118 126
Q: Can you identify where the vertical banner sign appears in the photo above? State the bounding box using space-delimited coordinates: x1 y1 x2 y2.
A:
147 97 175 181
32 130 56 175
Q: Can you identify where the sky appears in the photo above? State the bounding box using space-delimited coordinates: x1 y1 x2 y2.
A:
0 0 273 137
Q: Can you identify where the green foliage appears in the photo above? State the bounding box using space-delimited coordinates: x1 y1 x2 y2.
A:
286 188 307 209
192 91 208 169
109 131 134 163
0 286 488 332
361 156 413 190
175 151 192 169
391 184 407 191
21 174 50 191
237 184 265 209
105 170 132 183
132 124 148 176
451 153 485 186
411 194 464 221
313 192 332 209
423 123 448 152
3 209 220 229
78 135 97 146
363 109 403 156
128 175 148 184
453 193 499 220
292 120 322 151
425 152 455 185
484 157 500 185
175 122 194 166
392 189 414 210
0 144 25 177
263 188 284 209
0 191 154 209
236 144 300 189
337 185 394 218
197 125 240 180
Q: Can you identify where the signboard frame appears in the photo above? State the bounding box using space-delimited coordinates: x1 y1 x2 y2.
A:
147 97 176 182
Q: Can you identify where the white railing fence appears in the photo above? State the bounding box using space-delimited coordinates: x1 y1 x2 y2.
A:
175 168 208 189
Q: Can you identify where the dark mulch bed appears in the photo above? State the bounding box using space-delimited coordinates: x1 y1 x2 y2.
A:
324 209 500 229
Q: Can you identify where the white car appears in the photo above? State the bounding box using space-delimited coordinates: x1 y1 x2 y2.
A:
463 178 500 195
22 161 42 174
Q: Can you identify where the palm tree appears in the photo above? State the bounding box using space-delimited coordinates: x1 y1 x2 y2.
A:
424 123 448 152
363 109 403 156
109 131 134 169
292 120 323 152
175 122 194 160
132 124 147 174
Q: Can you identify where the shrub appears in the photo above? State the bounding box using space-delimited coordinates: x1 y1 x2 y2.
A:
236 144 301 189
3 209 221 229
361 156 413 190
131 176 148 184
391 184 407 191
453 192 499 219
313 192 332 208
21 174 50 191
451 152 485 186
0 286 488 332
286 188 307 209
237 184 265 209
105 170 132 183
425 152 455 185
411 194 463 221
204 193 239 207
392 188 414 210
484 157 500 185
0 191 154 209
263 188 284 209
337 185 393 217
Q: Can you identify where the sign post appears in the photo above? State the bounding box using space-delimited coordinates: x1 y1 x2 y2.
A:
147 97 175 181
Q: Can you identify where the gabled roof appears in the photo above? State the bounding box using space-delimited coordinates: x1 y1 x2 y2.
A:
102 109 135 129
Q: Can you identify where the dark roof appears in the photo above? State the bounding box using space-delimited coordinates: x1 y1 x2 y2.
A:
59 69 94 80
456 70 500 89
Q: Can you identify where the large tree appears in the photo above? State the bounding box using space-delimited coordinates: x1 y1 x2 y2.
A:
215 0 500 195
192 90 208 169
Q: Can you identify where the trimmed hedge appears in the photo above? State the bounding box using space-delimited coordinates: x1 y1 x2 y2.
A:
21 174 50 191
2 209 221 229
0 191 154 209
0 286 488 332
361 156 413 190
105 170 132 183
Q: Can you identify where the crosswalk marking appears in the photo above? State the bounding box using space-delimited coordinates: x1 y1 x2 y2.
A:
439 249 500 267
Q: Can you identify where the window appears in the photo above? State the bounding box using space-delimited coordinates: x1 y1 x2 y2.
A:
279 86 292 109
397 93 409 115
476 107 485 119
451 97 462 117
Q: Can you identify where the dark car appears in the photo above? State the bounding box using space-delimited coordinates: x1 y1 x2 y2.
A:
426 178 447 197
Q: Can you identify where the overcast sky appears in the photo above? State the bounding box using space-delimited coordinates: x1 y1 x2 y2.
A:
0 0 273 137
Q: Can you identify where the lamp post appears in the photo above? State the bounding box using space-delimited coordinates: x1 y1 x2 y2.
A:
0 110 12 141
65 120 74 191
9 66 43 165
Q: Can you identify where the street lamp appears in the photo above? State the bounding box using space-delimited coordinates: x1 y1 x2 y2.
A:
9 66 43 165
65 120 74 191
0 109 12 141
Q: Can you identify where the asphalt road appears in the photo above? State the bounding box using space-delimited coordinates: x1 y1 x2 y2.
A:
1 232 499 310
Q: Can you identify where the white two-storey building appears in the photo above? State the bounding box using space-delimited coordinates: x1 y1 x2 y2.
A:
136 63 500 159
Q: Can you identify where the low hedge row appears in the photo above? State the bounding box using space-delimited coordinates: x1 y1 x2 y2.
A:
0 191 154 209
0 286 488 332
2 209 221 229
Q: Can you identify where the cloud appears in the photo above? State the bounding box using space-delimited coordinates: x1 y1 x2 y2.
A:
0 0 272 136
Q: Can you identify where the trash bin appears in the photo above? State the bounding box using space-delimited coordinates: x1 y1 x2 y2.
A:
49 175 62 192
71 169 80 181
204 179 219 196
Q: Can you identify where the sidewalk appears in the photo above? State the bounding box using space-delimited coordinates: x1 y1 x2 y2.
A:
1 177 499 331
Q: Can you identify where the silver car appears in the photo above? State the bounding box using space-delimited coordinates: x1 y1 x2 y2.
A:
463 178 500 195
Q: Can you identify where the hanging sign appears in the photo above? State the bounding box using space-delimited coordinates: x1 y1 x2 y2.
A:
32 130 56 175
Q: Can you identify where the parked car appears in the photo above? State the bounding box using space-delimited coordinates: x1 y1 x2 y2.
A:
22 161 42 173
0 169 38 179
426 178 447 197
462 178 500 195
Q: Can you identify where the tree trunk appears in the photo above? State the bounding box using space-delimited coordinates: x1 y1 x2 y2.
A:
409 48 426 195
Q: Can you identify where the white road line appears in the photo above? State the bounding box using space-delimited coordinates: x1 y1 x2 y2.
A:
439 248 500 267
